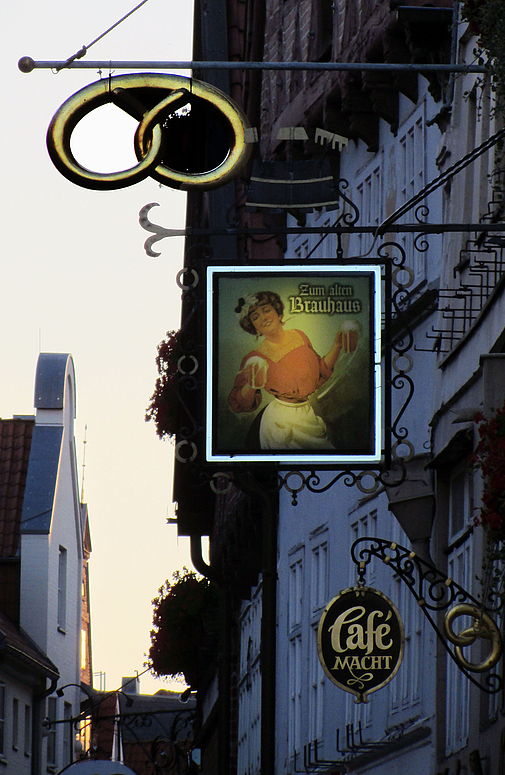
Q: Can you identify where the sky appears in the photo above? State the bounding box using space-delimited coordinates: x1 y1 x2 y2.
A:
1 1 199 694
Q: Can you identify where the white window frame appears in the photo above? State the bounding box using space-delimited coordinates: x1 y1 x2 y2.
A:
445 538 472 755
47 697 58 769
352 157 383 258
308 624 325 744
448 461 472 543
288 632 303 756
237 587 262 775
24 704 31 757
58 546 67 632
63 702 73 767
350 509 377 587
287 545 304 758
12 697 19 751
310 530 328 615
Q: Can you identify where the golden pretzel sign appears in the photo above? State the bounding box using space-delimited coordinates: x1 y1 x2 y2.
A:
46 73 252 191
443 603 503 673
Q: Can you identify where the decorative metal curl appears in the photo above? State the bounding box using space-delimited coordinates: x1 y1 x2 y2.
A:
169 189 418 504
351 537 504 693
209 472 234 495
139 202 187 258
336 178 360 226
413 204 431 254
175 440 198 463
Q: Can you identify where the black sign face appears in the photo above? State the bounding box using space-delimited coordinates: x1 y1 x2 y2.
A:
317 587 404 703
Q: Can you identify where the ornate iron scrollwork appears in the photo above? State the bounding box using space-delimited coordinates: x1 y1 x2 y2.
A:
168 177 419 503
351 537 504 693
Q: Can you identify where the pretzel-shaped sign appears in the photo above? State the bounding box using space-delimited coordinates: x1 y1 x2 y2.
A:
47 73 252 191
443 603 503 673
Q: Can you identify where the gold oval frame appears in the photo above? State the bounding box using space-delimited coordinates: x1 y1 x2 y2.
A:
47 73 252 191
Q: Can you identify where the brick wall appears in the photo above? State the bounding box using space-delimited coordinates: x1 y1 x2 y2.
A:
258 0 449 157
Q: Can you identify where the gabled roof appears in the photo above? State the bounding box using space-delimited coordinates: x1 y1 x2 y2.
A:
22 352 76 535
0 419 34 557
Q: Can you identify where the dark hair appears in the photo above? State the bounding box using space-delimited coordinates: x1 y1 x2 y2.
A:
239 291 284 335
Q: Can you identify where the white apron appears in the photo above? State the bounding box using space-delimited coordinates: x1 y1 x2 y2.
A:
259 398 333 450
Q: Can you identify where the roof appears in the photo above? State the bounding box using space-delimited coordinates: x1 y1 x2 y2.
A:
0 419 34 558
35 352 75 412
0 609 59 680
21 425 63 534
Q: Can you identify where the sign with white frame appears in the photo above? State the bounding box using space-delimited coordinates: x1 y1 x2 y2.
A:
206 264 382 464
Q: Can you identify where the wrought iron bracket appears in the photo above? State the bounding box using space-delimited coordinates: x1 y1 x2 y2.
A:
168 192 420 504
351 537 504 694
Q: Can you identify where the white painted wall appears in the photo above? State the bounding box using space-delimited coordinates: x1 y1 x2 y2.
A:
19 357 84 771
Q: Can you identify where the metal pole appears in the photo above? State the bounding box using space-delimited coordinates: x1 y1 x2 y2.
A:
18 57 488 73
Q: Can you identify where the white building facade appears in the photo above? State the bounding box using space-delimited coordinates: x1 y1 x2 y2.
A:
19 353 87 772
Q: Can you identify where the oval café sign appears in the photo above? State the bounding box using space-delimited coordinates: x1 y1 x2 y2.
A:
318 587 404 703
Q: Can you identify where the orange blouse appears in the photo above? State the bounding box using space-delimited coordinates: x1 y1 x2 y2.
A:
228 330 332 413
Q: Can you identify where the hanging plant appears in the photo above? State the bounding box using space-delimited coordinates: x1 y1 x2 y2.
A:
146 330 182 440
472 401 505 603
462 0 505 112
147 569 219 687
473 400 505 539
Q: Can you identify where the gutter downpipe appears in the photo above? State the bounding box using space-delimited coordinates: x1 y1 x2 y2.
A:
34 675 59 775
237 474 277 775
190 536 231 775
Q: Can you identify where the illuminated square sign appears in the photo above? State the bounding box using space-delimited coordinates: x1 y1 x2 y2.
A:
206 265 382 464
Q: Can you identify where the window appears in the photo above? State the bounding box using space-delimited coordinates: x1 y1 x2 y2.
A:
47 697 57 768
310 537 328 614
81 629 88 671
350 509 377 586
238 588 262 775
63 703 73 766
24 705 31 757
354 162 383 257
288 546 304 757
449 462 471 541
58 546 67 631
397 106 427 286
293 238 310 260
309 625 325 743
390 572 421 713
288 633 303 755
288 547 304 632
12 698 19 750
445 539 472 755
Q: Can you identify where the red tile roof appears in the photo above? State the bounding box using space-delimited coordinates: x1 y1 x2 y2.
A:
0 419 34 558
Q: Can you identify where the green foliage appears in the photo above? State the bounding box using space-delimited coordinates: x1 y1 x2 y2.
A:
462 0 505 112
473 401 505 539
472 402 505 601
145 330 181 440
147 568 219 687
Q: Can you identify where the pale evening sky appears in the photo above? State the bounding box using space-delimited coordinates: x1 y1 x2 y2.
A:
1 0 199 693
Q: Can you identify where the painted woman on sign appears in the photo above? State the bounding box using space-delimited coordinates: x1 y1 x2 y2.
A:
227 291 359 450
